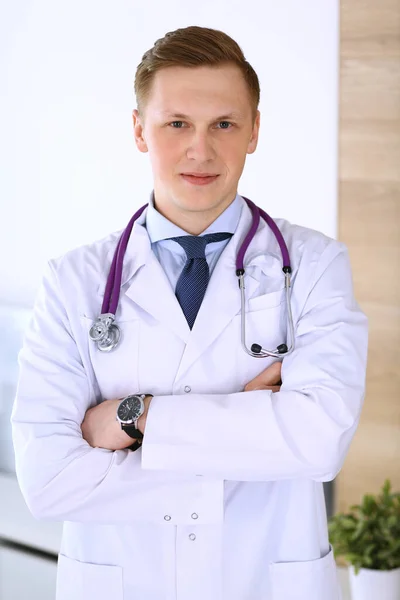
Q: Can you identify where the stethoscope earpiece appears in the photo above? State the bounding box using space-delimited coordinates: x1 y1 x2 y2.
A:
250 343 288 355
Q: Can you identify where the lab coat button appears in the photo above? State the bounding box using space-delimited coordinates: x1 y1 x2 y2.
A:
164 515 171 521
191 513 198 519
184 386 191 393
189 534 196 541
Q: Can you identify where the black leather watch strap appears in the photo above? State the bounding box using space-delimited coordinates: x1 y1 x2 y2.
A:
122 424 144 441
128 439 142 451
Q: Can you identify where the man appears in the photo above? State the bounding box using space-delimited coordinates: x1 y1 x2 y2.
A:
11 26 368 600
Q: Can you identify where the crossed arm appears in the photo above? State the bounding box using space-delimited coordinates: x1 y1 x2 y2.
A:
11 245 368 522
80 362 283 451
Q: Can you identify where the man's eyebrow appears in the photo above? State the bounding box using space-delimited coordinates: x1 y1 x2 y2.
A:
160 111 244 121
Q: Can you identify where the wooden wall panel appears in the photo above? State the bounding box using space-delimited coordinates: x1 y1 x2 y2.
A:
335 0 400 517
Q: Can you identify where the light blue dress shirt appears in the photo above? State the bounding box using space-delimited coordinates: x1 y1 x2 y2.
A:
144 192 244 292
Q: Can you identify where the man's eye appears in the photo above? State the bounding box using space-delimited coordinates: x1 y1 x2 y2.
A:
217 121 232 129
170 121 184 128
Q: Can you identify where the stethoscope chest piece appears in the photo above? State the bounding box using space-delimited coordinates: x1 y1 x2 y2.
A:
89 313 121 352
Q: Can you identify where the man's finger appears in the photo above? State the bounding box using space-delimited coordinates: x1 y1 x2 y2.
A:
245 361 282 389
247 384 281 392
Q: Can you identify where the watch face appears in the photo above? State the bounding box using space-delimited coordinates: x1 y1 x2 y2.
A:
117 396 142 424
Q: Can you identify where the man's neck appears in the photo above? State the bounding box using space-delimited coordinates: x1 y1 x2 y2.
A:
153 193 237 235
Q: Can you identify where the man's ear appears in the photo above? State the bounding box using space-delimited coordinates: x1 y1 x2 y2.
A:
132 109 148 153
247 110 260 155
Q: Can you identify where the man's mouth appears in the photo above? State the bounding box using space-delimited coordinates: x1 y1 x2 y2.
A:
180 173 220 186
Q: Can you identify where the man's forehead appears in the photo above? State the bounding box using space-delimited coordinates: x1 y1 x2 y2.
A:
149 66 250 116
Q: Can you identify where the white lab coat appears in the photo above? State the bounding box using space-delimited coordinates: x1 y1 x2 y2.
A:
11 200 368 600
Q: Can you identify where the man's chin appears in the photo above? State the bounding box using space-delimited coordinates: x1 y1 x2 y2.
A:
174 195 224 214
177 183 230 206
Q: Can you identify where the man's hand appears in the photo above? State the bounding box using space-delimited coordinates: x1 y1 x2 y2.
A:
81 398 135 450
244 361 282 392
81 395 152 450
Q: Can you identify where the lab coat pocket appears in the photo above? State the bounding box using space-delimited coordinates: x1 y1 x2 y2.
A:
268 545 341 600
247 287 285 312
56 553 123 600
80 315 140 401
228 288 287 390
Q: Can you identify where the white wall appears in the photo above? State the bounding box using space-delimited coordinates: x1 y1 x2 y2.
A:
0 0 339 307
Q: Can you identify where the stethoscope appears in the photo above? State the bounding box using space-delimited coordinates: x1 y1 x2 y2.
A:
89 196 295 358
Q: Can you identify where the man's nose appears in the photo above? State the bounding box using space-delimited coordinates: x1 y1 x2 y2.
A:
186 132 216 162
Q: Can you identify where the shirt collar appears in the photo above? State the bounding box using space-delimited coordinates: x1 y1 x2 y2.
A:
145 190 244 243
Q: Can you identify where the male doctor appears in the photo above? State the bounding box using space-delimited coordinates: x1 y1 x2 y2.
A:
11 25 368 600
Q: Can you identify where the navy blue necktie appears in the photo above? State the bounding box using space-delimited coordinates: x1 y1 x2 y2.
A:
169 232 233 329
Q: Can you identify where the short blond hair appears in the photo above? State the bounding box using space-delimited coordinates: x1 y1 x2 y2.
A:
134 25 260 121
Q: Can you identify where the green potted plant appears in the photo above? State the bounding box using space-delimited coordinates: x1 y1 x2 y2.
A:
328 479 400 600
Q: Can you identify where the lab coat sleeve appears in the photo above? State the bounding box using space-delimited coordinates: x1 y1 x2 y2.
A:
141 242 369 482
10 260 218 523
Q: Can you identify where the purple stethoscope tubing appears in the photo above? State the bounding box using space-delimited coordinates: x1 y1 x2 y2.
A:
102 203 147 317
89 197 295 357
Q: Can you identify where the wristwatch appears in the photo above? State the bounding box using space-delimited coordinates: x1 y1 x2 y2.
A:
116 394 147 444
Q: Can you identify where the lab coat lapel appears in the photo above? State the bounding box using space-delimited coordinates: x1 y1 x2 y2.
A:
125 214 190 342
98 210 190 344
175 201 261 381
126 248 190 343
